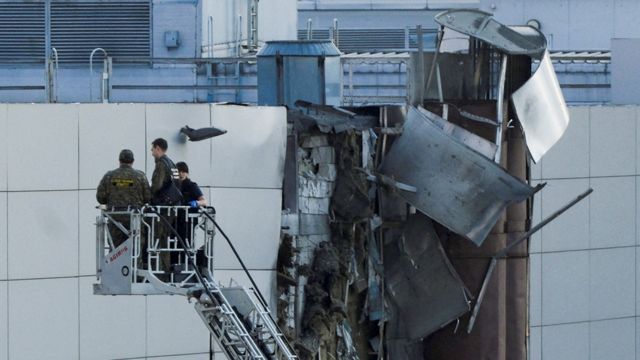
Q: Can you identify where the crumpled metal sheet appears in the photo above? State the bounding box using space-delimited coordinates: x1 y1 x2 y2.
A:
292 100 378 133
385 213 470 340
434 9 546 57
379 106 542 246
417 106 497 159
512 50 570 163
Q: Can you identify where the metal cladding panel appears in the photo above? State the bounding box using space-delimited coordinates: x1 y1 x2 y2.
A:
385 213 470 340
0 1 45 62
434 9 546 56
51 0 150 63
284 57 323 107
512 50 570 163
257 40 340 57
379 106 538 246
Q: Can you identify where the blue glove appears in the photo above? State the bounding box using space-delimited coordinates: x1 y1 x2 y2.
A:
189 200 198 208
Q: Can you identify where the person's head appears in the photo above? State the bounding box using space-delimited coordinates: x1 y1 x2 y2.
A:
119 149 134 166
176 161 189 181
151 138 168 159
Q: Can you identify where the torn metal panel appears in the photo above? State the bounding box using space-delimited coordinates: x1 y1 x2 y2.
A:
386 338 424 360
417 106 497 159
434 9 546 57
385 214 470 340
293 100 378 133
512 50 570 163
379 106 541 246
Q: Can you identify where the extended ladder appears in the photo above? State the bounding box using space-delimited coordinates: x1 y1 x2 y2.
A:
192 278 297 360
94 206 298 360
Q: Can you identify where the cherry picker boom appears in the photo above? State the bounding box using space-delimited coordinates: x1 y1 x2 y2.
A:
94 205 298 360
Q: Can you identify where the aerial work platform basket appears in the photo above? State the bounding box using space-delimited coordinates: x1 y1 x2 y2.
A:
94 205 298 360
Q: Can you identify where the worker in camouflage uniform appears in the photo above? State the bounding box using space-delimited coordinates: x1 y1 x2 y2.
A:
97 149 152 248
150 138 183 271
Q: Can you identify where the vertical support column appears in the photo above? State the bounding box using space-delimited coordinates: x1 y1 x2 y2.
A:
44 0 52 102
495 54 508 164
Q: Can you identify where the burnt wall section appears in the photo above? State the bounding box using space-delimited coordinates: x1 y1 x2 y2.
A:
281 100 533 360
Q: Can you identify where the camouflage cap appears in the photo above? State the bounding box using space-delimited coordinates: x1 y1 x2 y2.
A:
119 149 134 163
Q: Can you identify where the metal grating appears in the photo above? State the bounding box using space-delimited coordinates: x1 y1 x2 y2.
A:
51 0 150 63
298 28 438 52
0 1 46 62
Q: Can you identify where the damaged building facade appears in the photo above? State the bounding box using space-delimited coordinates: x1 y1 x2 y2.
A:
0 1 640 360
264 10 588 359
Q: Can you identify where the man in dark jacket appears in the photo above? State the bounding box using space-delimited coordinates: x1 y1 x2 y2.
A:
150 138 182 271
150 138 182 205
97 149 152 247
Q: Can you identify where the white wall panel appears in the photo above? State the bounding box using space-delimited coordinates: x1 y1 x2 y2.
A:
210 188 281 270
8 278 79 360
531 157 542 181
530 254 541 326
152 354 210 360
637 247 640 315
540 179 590 252
8 191 78 279
541 322 589 360
7 104 78 191
590 248 635 320
211 105 286 189
79 104 147 189
637 109 640 175
590 106 636 177
541 107 589 179
523 0 569 49
79 190 100 276
0 194 6 280
590 317 636 360
590 176 636 249
0 281 6 360
530 186 542 253
0 104 6 191
146 104 212 188
79 277 146 360
529 326 541 360
146 295 210 357
541 250 589 325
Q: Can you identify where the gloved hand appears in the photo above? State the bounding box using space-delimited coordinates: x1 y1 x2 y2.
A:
189 200 199 208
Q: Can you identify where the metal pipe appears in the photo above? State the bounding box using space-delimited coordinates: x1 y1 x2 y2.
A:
425 26 444 98
51 47 58 102
207 16 213 58
237 14 243 57
494 53 508 164
307 18 313 40
89 47 107 102
333 18 339 47
466 188 594 333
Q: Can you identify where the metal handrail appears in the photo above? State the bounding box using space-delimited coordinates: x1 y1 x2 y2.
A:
89 47 107 102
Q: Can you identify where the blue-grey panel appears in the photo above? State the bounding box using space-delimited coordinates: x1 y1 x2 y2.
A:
284 57 323 106
567 0 613 50
51 1 150 63
257 40 340 57
379 106 539 246
611 39 640 104
257 57 278 105
0 1 45 62
152 1 198 58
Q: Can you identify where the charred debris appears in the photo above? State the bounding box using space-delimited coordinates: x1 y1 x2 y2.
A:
273 9 587 360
